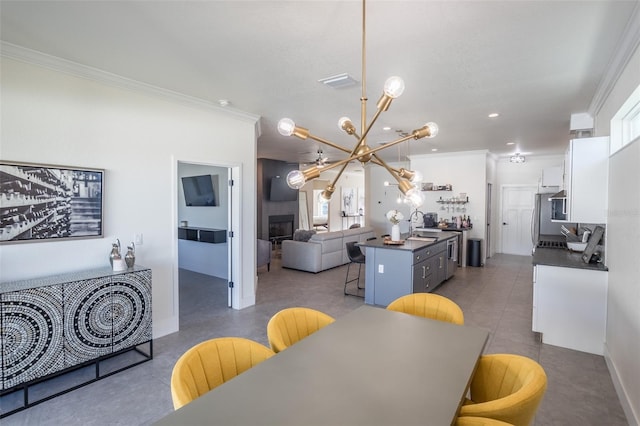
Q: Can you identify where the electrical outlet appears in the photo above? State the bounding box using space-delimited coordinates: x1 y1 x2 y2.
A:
134 233 143 245
378 264 384 273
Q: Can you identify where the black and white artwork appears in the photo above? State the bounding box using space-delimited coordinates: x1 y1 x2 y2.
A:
0 161 104 244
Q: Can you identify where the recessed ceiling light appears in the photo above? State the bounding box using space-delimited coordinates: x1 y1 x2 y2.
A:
488 113 500 118
431 148 438 152
506 142 515 145
383 126 391 131
218 99 230 107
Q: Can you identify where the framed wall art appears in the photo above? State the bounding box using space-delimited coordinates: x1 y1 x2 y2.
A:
0 161 104 244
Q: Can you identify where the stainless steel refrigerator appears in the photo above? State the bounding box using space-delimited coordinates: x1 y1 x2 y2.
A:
531 193 570 250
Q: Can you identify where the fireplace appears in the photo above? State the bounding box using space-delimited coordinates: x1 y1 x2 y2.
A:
268 214 294 241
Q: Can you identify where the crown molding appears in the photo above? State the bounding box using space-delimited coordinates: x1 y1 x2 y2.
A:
0 41 260 124
589 2 640 117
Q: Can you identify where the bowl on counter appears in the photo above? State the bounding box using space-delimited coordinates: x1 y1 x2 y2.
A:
567 242 587 252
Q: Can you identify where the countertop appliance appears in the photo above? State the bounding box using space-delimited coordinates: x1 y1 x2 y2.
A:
423 212 437 228
531 193 573 252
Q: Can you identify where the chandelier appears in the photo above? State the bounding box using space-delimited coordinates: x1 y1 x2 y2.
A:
276 0 438 208
510 153 525 163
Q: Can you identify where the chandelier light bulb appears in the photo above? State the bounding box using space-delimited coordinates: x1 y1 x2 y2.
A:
410 170 423 184
338 117 356 135
286 170 306 189
318 191 331 203
277 118 295 136
383 76 405 98
425 122 439 138
405 187 425 208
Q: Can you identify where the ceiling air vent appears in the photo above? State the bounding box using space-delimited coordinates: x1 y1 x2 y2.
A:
318 73 358 89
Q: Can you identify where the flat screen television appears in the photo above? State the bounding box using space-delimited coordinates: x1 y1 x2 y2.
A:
269 175 298 202
182 174 218 206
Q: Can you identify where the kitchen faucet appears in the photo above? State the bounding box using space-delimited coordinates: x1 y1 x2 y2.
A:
408 209 424 235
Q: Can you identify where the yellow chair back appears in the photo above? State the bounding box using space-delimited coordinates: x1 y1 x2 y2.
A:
455 416 514 425
170 337 275 410
459 354 547 426
267 307 335 353
386 293 464 325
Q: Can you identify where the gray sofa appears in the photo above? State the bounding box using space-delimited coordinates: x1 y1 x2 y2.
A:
281 226 375 273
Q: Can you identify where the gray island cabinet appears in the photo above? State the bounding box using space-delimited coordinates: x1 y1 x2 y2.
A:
360 233 457 306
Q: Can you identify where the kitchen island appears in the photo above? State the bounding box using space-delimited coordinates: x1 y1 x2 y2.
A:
358 232 458 307
532 247 608 355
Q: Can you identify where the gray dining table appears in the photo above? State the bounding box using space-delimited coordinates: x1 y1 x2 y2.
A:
155 304 489 426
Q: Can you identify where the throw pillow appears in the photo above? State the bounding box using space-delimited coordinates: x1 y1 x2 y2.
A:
293 229 316 242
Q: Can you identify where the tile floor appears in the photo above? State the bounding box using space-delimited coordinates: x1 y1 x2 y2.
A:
1 254 627 425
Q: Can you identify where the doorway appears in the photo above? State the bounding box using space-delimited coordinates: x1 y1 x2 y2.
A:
176 161 237 326
501 185 536 255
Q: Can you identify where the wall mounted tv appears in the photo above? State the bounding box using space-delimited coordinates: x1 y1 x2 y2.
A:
181 174 219 206
269 175 298 202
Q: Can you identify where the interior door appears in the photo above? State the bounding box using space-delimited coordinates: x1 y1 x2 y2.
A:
501 186 536 255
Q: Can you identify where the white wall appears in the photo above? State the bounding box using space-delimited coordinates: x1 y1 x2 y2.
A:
594 40 640 424
0 57 259 338
410 151 487 243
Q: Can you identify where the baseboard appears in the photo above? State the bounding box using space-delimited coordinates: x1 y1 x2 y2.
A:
604 344 640 426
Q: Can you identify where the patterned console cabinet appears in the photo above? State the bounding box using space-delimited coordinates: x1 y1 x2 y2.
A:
0 266 152 416
1 285 65 389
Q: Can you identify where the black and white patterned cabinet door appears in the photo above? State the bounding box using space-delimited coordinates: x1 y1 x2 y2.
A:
1 286 65 389
64 276 114 367
111 270 152 352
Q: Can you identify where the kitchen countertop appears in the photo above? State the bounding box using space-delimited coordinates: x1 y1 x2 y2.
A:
414 226 472 232
532 248 608 271
359 231 458 252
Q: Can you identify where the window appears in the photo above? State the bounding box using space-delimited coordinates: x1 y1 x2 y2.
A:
611 83 640 154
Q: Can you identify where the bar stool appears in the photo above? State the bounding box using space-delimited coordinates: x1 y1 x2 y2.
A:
344 237 375 297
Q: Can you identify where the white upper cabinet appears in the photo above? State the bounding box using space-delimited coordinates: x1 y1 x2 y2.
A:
565 136 609 223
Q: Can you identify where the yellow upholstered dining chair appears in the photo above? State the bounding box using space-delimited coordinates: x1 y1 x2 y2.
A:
170 337 275 410
455 416 514 425
267 307 335 353
386 293 465 325
459 354 547 426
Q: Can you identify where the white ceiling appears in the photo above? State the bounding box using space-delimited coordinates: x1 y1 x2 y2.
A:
1 0 638 165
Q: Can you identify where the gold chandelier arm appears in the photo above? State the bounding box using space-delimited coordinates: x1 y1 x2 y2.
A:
370 155 418 181
306 133 352 154
328 162 349 193
370 154 404 185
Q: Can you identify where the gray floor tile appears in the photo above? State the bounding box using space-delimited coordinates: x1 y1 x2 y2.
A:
1 254 628 425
